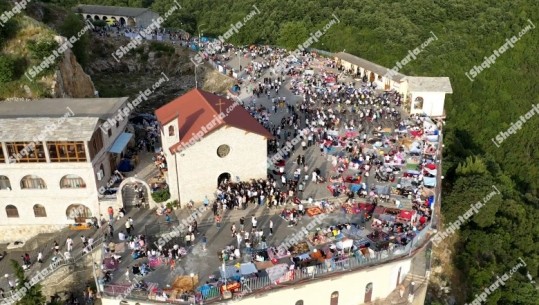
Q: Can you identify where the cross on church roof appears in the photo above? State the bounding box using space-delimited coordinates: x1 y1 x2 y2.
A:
216 99 225 113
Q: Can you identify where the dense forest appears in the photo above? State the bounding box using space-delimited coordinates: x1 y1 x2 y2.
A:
4 0 539 304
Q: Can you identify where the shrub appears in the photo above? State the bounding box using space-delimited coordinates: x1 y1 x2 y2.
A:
149 41 175 54
0 55 15 83
27 39 59 61
152 189 170 203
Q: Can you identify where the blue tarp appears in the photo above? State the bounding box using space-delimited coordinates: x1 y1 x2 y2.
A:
117 159 133 172
423 177 437 187
109 132 133 154
350 184 361 192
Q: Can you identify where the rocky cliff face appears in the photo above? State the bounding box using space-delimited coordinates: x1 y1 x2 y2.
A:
51 36 96 98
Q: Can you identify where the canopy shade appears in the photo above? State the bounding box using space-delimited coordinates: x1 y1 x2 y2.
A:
109 132 133 154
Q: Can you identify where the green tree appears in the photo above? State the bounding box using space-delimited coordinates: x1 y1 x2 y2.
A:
10 259 46 305
0 55 15 83
59 13 90 67
276 21 310 50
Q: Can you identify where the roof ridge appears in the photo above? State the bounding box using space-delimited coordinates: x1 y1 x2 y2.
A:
195 89 220 118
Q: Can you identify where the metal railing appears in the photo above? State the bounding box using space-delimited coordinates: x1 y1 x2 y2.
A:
100 224 432 303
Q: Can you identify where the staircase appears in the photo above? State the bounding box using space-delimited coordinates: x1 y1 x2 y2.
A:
121 183 150 209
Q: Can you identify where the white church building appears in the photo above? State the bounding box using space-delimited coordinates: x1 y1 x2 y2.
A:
156 89 272 205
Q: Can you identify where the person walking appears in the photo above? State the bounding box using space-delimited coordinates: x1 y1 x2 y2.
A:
236 232 243 248
239 217 245 231
251 216 257 231
269 219 273 236
201 235 207 251
37 252 43 263
108 224 114 238
125 219 132 235
231 223 237 237
215 214 222 228
107 206 114 222
53 241 60 254
66 237 73 252
212 202 218 216
260 234 267 249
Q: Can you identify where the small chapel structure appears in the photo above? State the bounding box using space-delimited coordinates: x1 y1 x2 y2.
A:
155 89 272 204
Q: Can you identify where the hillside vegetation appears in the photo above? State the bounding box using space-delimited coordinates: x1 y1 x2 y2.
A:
12 0 539 304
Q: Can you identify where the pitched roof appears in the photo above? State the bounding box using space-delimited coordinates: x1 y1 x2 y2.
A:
73 5 153 17
155 89 273 153
405 76 453 93
334 52 407 82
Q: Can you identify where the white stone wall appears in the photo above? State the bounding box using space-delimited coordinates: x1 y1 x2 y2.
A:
0 162 99 227
160 119 180 203
410 91 445 117
94 116 130 191
170 126 267 203
100 257 412 305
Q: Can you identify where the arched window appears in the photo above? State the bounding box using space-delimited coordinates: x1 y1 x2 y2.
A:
33 204 47 217
0 176 11 190
6 205 19 218
66 204 92 220
20 175 47 189
168 125 175 136
414 97 424 110
60 175 86 189
365 283 373 303
330 291 339 305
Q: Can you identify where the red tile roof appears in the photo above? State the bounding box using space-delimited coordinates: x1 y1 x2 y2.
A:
155 89 273 153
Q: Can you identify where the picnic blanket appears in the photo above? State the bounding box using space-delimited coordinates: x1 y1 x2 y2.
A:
221 263 258 278
103 257 119 270
267 264 289 283
342 203 360 214
115 242 126 254
306 207 323 217
149 257 162 268
255 261 274 270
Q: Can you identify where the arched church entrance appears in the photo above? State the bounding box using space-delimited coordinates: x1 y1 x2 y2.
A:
119 17 126 26
120 180 151 209
218 172 231 186
127 17 136 27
